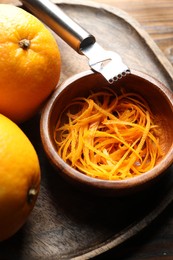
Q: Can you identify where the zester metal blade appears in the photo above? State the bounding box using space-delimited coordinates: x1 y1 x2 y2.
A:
81 42 130 84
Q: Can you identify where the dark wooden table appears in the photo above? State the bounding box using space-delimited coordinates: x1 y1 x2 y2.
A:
3 0 173 259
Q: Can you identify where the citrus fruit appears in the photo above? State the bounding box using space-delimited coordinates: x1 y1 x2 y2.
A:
0 4 61 123
0 113 41 241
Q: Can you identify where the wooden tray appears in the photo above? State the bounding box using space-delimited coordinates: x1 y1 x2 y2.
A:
1 1 173 259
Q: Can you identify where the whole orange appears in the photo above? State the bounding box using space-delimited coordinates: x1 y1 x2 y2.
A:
0 113 41 241
0 4 61 123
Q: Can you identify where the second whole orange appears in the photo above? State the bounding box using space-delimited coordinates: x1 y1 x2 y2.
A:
0 113 41 242
0 4 61 123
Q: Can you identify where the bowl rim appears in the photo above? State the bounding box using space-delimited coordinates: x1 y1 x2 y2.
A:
40 69 173 190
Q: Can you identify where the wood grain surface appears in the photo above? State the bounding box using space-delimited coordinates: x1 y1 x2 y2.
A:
1 1 173 260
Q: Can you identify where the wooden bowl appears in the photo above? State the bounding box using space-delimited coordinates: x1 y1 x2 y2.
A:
40 70 173 196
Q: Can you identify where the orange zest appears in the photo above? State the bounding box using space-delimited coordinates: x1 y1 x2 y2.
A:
54 88 163 180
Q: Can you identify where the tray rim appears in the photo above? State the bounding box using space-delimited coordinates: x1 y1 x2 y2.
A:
72 182 173 259
53 0 173 85
15 1 173 259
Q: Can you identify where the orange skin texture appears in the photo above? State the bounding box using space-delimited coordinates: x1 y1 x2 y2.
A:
0 4 61 123
0 114 41 241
